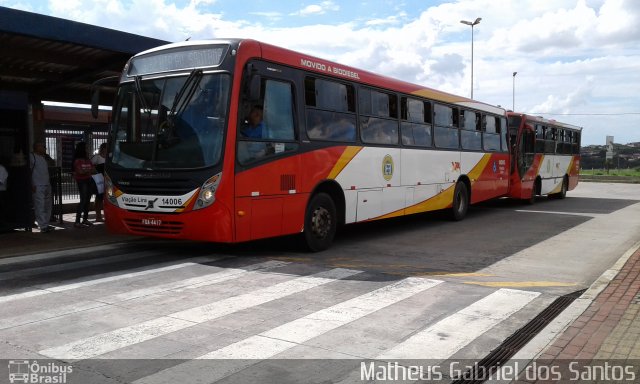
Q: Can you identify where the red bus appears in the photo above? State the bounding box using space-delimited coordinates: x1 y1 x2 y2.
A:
100 39 511 251
507 112 581 203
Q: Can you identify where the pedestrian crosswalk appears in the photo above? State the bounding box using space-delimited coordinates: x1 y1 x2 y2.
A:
0 250 549 384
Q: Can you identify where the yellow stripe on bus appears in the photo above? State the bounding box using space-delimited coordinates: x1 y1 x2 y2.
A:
373 182 458 221
411 89 469 104
327 146 363 180
387 184 456 218
467 153 492 182
359 154 493 222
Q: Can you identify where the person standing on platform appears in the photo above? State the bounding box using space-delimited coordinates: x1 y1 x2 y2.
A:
0 163 8 228
72 142 95 228
30 142 53 233
91 143 107 222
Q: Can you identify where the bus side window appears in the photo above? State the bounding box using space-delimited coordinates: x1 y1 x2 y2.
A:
401 97 432 147
461 110 481 150
263 80 295 140
433 103 459 149
482 115 500 152
305 76 356 142
499 117 508 152
237 78 297 164
535 124 545 153
359 87 399 145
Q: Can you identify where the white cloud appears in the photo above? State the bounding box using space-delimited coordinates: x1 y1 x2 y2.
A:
292 1 339 17
365 15 402 26
18 0 640 144
531 78 594 114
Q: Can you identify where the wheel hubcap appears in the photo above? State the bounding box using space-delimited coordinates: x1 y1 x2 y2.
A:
311 206 331 239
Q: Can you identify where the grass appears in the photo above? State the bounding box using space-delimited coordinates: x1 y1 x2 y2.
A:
580 168 640 177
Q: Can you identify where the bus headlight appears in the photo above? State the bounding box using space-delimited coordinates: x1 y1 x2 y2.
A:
105 173 120 206
194 173 221 210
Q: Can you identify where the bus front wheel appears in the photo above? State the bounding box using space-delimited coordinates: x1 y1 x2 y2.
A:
304 193 337 252
451 181 469 221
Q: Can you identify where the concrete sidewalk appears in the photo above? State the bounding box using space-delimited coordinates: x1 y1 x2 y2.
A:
0 212 137 259
538 244 640 361
501 242 640 383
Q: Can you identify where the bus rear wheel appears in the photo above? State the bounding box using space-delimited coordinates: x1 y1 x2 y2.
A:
304 193 337 252
551 177 568 199
451 181 469 221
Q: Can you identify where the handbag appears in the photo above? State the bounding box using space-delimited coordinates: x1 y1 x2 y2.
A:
91 173 105 194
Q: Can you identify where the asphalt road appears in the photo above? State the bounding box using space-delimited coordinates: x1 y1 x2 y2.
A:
0 183 638 384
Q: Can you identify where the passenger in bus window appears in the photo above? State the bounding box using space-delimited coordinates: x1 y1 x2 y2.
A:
329 118 356 141
241 105 265 138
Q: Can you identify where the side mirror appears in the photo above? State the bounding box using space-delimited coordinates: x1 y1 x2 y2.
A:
249 74 261 102
245 62 261 102
89 76 119 119
91 88 100 119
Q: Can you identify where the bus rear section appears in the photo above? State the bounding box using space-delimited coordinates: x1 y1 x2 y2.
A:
507 112 581 203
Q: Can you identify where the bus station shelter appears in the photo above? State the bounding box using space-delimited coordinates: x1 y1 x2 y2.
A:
0 6 168 231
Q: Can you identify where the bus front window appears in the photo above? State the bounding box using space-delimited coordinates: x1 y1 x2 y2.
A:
111 73 230 169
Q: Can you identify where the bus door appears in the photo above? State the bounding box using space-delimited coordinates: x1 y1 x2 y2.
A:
517 126 536 181
234 61 303 241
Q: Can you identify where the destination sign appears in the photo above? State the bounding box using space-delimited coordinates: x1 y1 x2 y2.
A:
127 45 228 76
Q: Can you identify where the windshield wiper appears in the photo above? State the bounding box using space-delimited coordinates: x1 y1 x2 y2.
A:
157 69 204 151
168 68 204 119
134 75 151 115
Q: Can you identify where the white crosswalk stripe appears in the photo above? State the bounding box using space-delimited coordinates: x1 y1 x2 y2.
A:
1 254 546 384
38 268 360 360
379 288 540 360
133 277 443 384
99 260 289 303
0 255 221 304
0 301 108 330
0 260 290 330
0 250 172 280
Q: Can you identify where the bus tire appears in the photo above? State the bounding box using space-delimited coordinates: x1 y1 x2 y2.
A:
304 192 337 252
552 177 568 199
524 186 536 205
451 181 469 221
525 178 540 205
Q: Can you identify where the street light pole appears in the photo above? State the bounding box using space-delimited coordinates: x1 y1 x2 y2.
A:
512 71 517 111
460 17 481 99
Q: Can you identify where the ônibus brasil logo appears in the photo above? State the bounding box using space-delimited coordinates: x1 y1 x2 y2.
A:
8 360 72 383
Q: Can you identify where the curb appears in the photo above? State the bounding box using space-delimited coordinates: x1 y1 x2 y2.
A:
509 239 640 362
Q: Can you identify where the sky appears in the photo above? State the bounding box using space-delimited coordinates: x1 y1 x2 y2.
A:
3 0 640 145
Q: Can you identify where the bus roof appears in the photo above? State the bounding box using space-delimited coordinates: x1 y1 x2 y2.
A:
507 112 582 131
130 38 506 116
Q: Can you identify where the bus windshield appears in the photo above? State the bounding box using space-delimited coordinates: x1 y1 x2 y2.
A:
111 73 230 169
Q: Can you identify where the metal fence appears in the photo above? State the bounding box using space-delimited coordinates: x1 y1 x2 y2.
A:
45 126 108 202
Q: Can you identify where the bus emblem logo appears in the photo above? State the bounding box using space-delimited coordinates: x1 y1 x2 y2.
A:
145 198 158 210
382 155 394 181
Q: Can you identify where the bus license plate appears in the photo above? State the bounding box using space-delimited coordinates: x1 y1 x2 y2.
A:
142 218 162 226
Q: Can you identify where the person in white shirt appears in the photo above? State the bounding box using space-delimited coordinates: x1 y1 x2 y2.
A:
91 143 107 222
30 142 53 233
